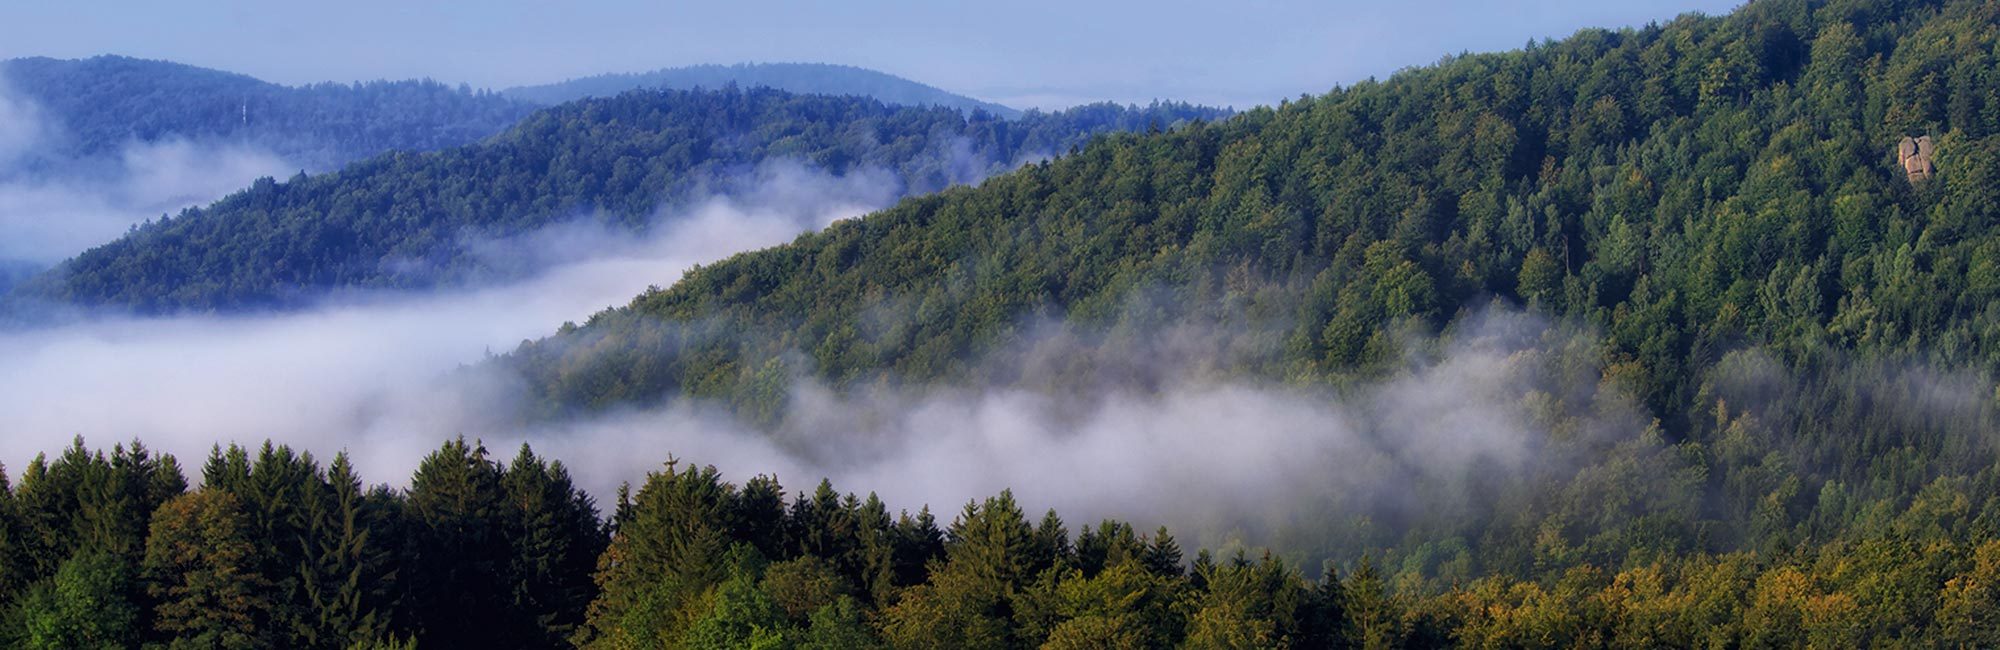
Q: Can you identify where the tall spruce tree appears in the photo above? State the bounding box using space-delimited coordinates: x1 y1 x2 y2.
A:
296 453 397 648
401 437 507 647
500 444 607 648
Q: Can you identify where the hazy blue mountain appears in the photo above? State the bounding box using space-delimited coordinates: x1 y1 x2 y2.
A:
502 62 1021 118
2 55 537 171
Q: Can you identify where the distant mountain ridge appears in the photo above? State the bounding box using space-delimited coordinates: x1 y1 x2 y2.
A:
1 55 538 171
503 62 1021 118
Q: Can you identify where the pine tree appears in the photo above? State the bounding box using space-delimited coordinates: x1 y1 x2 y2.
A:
892 506 946 588
574 458 737 648
851 493 899 605
787 478 856 563
730 474 787 558
501 444 606 648
296 453 396 649
0 463 20 604
401 437 507 647
944 490 1036 589
1295 562 1357 650
1142 526 1184 578
1028 509 1072 577
1076 520 1140 577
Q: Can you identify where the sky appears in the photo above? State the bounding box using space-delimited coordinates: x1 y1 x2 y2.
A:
0 0 1742 110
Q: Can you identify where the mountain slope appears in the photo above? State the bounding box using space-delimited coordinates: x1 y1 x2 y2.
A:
518 0 2000 411
11 90 1224 312
503 62 1020 118
501 0 2000 579
1 55 537 171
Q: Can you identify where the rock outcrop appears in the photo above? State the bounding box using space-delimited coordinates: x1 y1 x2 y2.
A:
1899 135 1936 183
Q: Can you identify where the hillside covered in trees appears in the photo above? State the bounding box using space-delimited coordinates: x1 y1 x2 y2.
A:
8 90 1223 312
513 0 2000 415
471 0 2000 638
0 56 537 172
503 62 1022 118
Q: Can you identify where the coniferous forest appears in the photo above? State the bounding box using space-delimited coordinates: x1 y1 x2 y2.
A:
8 0 2000 647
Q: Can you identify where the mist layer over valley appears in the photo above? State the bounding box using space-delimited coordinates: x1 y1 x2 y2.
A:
0 164 892 476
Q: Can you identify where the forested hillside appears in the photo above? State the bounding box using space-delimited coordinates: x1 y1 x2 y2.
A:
10 90 1222 312
513 0 2000 430
503 62 1021 118
1 56 536 171
481 0 2000 637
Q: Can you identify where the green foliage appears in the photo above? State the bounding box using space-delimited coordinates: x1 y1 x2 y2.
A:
684 568 792 650
10 552 139 649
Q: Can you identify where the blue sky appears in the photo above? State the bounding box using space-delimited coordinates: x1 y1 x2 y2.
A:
1 0 1741 110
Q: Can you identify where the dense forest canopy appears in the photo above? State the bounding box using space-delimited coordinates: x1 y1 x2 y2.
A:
0 55 537 172
6 89 1224 313
502 62 1023 119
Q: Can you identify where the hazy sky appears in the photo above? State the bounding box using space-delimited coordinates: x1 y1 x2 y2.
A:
2 0 1740 110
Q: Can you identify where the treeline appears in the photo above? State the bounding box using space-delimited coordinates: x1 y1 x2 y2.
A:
1 55 537 171
12 437 2000 648
13 87 1224 312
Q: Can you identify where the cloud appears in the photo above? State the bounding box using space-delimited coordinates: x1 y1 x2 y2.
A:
0 79 42 168
0 140 295 266
0 162 895 487
488 306 1650 560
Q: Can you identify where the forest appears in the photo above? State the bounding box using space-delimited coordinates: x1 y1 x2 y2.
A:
7 88 1222 312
